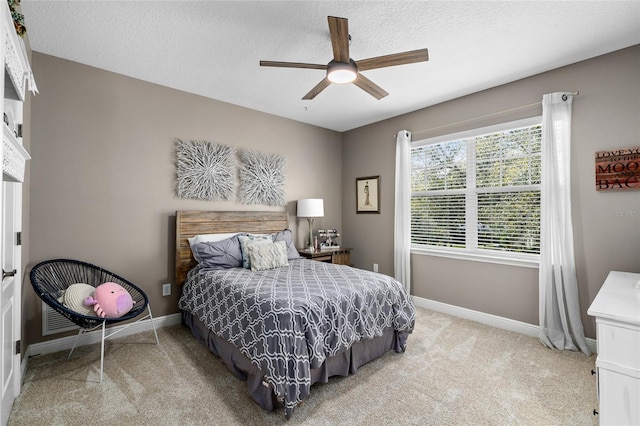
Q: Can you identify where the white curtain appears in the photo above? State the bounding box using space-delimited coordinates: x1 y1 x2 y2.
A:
394 130 412 294
539 93 590 355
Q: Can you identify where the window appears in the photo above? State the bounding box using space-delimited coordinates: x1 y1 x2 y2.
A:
410 117 542 265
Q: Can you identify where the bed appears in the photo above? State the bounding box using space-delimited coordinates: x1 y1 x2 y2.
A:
176 210 415 418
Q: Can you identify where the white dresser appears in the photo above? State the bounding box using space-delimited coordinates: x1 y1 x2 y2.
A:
588 271 640 425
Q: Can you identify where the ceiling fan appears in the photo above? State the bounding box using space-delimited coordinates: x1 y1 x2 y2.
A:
259 16 429 100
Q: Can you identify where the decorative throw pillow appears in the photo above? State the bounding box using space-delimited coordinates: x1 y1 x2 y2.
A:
187 232 239 251
57 283 96 317
247 241 289 271
238 234 273 269
272 229 302 260
192 235 243 269
83 282 134 318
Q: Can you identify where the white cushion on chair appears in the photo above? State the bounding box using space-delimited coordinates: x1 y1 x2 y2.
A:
58 283 97 317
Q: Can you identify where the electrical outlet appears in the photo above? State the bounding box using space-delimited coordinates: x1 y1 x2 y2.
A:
162 283 171 296
373 263 379 272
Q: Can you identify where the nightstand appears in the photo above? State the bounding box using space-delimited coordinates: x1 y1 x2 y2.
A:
298 247 352 265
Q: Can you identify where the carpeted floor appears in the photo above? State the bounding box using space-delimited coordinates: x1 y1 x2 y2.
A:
8 307 598 425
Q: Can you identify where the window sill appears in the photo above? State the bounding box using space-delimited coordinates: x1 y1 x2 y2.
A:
411 245 539 269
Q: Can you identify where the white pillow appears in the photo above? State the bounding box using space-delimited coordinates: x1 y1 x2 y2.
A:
238 234 273 269
188 233 239 250
247 241 289 271
58 283 97 316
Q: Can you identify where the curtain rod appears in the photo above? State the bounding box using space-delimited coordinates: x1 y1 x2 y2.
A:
402 91 579 139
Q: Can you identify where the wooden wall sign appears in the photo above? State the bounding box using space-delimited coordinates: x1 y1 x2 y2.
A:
595 146 640 191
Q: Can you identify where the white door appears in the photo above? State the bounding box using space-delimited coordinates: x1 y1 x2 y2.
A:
0 181 21 426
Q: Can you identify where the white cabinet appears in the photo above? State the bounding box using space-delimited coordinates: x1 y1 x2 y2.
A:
2 1 36 184
0 3 36 424
588 271 640 425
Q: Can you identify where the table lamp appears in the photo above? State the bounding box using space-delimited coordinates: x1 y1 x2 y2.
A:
297 198 324 250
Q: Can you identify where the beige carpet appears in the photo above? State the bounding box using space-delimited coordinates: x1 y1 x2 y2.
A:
9 307 597 425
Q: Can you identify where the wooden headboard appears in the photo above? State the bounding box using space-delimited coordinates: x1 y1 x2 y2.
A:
175 210 289 285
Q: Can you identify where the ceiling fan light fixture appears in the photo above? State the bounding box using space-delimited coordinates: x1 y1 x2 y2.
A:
327 60 357 84
260 16 428 100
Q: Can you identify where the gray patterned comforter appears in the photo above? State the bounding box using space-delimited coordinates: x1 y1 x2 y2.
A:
179 258 415 414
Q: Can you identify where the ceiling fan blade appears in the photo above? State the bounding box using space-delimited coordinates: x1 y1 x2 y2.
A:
260 60 327 70
353 74 389 100
302 78 332 100
356 48 429 71
328 16 350 63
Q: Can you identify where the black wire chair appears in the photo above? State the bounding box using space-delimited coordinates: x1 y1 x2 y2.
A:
30 259 159 382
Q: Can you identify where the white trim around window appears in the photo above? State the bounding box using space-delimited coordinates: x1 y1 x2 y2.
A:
411 244 540 268
412 116 543 148
411 116 543 268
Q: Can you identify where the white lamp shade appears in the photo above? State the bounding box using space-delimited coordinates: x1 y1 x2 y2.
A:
297 199 324 217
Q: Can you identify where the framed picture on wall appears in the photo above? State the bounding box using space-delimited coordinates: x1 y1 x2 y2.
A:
356 176 380 214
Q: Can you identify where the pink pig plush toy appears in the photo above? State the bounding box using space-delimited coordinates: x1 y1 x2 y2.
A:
83 282 134 318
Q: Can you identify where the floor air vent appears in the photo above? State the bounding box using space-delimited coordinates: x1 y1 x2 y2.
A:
42 301 79 336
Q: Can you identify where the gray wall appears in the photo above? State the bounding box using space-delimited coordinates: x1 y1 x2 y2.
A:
25 46 640 347
342 45 640 339
26 53 342 345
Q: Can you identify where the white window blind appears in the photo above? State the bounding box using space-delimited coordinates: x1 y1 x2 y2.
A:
411 117 542 260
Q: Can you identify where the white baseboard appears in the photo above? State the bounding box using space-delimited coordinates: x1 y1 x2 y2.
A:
412 296 597 355
22 313 182 380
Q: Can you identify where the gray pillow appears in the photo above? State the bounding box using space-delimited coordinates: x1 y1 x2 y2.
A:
272 229 302 260
192 235 243 269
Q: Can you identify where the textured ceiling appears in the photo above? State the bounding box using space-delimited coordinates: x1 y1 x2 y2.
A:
21 1 640 132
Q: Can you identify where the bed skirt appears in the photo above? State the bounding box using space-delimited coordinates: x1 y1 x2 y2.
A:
182 311 408 416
